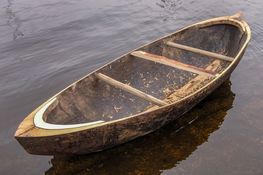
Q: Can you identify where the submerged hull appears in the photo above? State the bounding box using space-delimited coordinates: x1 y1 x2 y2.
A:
15 14 251 155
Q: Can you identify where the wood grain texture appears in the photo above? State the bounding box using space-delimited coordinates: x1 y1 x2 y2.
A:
145 60 221 112
166 41 234 62
131 51 216 77
14 14 251 155
95 73 167 106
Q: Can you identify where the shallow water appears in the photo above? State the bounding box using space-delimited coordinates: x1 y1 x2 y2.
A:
0 0 263 174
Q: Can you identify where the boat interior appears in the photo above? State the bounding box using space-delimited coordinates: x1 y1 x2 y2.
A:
42 22 247 126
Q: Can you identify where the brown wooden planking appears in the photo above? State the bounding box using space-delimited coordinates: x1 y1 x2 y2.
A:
166 41 234 62
95 73 168 106
146 60 221 112
14 14 251 155
131 51 216 77
165 60 221 103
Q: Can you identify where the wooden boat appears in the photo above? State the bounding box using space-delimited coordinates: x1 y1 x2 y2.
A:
15 13 251 155
46 80 234 174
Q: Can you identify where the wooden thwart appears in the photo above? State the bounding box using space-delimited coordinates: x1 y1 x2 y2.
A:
131 51 216 77
166 41 234 62
165 59 221 103
95 73 168 106
145 59 221 112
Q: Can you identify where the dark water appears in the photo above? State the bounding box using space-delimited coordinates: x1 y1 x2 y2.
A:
0 0 263 174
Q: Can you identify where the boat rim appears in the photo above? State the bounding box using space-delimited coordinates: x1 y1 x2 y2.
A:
25 14 251 133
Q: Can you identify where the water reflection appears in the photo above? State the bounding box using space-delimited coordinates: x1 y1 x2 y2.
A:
46 80 235 175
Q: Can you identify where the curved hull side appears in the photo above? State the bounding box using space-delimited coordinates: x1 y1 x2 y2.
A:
15 48 246 155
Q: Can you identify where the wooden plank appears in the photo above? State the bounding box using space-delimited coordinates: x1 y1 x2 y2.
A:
166 60 221 103
95 73 168 106
131 51 216 77
146 60 221 112
166 41 234 62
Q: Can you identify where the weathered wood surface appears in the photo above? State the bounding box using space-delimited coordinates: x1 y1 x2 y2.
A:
146 60 221 112
165 60 221 103
131 51 216 77
46 80 234 175
95 73 168 106
14 14 251 155
166 41 234 62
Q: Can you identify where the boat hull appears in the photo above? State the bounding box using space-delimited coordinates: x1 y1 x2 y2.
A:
15 14 250 155
16 49 245 155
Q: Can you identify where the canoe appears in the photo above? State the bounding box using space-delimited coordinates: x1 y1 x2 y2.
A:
46 80 234 174
15 13 251 155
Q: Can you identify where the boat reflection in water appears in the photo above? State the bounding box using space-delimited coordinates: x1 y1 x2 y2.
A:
46 80 235 175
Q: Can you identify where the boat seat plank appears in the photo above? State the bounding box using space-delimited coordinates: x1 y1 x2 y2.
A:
95 73 168 106
131 51 216 77
146 59 221 112
166 41 234 62
165 59 221 103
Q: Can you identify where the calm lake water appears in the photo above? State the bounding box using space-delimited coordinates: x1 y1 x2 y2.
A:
0 0 263 174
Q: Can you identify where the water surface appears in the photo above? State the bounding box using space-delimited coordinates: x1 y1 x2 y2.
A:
0 0 263 174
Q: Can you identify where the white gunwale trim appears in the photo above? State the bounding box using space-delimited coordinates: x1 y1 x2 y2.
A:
34 98 105 129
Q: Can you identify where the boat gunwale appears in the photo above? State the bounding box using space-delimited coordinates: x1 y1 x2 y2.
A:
15 14 251 137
